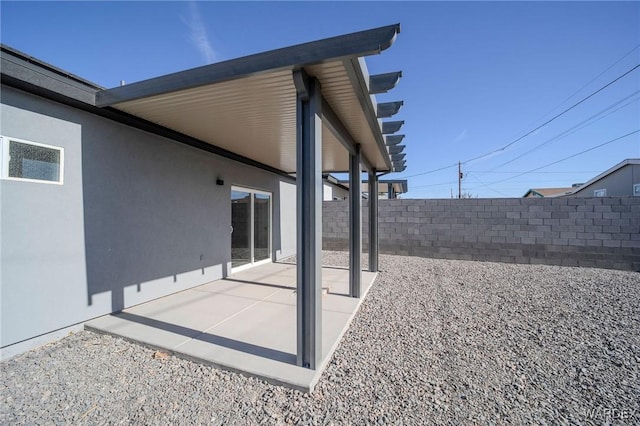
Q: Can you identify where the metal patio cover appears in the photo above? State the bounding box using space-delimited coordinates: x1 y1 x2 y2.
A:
96 25 404 174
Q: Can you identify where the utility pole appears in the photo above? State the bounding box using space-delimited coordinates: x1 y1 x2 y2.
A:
458 161 462 199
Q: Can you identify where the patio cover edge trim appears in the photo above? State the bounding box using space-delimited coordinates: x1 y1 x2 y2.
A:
342 57 392 171
95 24 400 107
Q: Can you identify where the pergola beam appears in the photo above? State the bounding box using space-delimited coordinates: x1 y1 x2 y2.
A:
385 134 405 146
388 144 405 155
377 101 404 118
382 120 404 134
369 71 402 94
343 57 393 171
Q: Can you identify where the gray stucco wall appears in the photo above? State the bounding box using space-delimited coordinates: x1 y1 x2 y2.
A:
1 85 297 348
323 197 640 271
573 164 640 197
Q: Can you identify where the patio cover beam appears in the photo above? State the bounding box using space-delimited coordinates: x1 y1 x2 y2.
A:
321 97 374 172
382 120 404 134
294 70 322 370
343 57 393 171
349 145 362 298
368 170 379 272
96 24 400 107
385 134 405 146
369 71 402 94
377 101 404 118
389 144 405 155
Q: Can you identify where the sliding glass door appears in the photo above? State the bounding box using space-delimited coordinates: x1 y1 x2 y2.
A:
231 187 272 270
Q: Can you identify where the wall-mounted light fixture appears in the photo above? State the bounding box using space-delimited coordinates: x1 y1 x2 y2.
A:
216 178 224 186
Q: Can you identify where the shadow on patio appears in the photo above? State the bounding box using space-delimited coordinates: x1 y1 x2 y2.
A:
86 262 376 392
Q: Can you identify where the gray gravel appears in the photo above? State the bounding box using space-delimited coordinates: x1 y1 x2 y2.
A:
2 252 639 425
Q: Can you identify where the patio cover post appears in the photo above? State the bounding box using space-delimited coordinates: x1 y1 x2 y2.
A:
294 70 323 370
349 145 362 298
368 170 379 272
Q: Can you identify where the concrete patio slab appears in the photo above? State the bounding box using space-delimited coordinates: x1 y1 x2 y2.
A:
86 262 376 392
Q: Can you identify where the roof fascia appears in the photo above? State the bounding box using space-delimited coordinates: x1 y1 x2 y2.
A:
1 44 104 90
1 49 98 105
96 24 400 107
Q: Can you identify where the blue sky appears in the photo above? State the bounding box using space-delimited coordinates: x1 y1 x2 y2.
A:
2 1 639 198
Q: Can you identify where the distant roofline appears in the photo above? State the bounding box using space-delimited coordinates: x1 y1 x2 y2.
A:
522 187 574 198
568 158 640 195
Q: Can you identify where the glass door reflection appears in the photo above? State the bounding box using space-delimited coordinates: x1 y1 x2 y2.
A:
231 190 251 268
231 187 271 270
253 193 270 262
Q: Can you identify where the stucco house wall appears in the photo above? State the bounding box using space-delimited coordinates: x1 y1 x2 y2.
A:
1 84 297 350
573 163 640 197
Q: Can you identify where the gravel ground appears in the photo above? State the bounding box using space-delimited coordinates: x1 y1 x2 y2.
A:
2 252 639 425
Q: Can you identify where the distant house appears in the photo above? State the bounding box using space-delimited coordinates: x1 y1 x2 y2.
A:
337 178 408 199
323 175 408 200
567 159 640 197
523 187 574 198
322 174 350 200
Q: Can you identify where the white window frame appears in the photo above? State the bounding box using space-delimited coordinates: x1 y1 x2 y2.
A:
0 135 64 185
593 189 606 197
230 186 273 272
633 183 640 197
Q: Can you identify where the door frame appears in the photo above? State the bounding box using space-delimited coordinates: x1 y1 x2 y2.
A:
230 185 273 273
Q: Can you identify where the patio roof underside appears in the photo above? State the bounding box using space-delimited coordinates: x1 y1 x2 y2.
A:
375 181 407 194
97 24 403 174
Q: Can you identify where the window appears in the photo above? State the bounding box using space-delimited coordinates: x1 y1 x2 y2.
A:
593 189 606 197
1 136 63 184
634 184 640 197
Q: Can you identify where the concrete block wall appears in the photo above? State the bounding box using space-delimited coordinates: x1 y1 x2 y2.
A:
323 197 640 271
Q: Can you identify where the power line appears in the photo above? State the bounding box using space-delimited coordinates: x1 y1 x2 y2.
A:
467 173 510 197
466 130 639 190
410 180 458 189
399 62 640 179
517 43 640 131
486 90 640 171
469 170 602 174
461 63 640 165
399 163 458 179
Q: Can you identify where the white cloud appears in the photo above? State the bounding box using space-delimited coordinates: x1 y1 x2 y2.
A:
453 129 467 144
182 1 216 64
